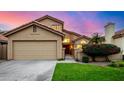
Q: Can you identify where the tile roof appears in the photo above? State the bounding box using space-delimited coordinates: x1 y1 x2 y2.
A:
0 34 8 43
0 34 8 41
113 29 124 39
63 29 81 37
35 15 64 24
4 21 65 37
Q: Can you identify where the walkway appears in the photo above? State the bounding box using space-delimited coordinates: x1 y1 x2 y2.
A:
88 62 111 66
58 55 76 63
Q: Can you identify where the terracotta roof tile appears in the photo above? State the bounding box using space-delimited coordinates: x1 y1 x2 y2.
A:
4 21 65 37
0 34 8 41
113 29 124 39
35 15 64 24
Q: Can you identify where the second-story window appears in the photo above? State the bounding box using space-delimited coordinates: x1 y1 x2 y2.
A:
51 24 61 31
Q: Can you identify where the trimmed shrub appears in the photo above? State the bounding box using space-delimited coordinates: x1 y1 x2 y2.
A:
83 44 120 62
109 62 119 67
109 61 124 67
75 59 79 62
82 56 89 63
57 58 64 61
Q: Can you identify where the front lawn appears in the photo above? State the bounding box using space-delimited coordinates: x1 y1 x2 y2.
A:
52 63 124 81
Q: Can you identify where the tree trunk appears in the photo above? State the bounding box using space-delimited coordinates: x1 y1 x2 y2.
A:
92 57 96 62
105 56 110 62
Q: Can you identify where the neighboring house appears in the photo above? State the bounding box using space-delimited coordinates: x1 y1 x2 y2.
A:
76 22 124 61
104 22 124 60
0 34 8 59
3 15 90 60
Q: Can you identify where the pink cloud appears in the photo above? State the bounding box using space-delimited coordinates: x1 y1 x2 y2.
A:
0 11 104 36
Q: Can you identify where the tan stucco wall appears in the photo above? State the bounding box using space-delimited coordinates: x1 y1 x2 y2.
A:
103 37 124 60
38 19 63 32
74 38 89 45
74 38 89 59
71 34 79 41
63 31 80 45
113 37 124 51
7 26 63 60
63 32 79 41
63 32 70 38
74 38 89 49
105 24 115 44
109 37 124 60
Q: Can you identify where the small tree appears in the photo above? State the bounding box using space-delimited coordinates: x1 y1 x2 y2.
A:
83 44 120 62
83 33 120 62
88 33 105 45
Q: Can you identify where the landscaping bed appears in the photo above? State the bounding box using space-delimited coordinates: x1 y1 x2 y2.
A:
52 63 124 81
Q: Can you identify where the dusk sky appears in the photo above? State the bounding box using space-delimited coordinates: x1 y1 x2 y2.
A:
0 11 124 36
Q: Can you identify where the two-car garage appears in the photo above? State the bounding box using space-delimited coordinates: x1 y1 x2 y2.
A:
4 22 64 60
13 41 57 60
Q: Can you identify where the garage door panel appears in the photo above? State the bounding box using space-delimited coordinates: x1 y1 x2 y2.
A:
13 41 57 60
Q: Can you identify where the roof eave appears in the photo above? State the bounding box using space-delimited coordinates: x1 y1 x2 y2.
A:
3 21 65 37
63 29 81 36
35 15 64 24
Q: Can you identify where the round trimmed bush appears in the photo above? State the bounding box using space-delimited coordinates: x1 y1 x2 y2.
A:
82 56 89 63
83 44 120 61
109 61 124 67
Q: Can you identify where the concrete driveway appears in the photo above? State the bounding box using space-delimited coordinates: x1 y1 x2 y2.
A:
0 60 57 81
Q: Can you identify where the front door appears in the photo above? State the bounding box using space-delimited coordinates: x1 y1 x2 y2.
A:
63 45 71 55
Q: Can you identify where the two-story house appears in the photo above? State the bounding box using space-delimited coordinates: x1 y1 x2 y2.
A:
2 15 90 60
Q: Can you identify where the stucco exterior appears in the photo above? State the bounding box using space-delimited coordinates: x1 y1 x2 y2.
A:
74 38 89 48
74 38 89 60
38 19 63 32
104 23 124 60
3 15 91 60
105 23 115 44
113 37 124 52
7 26 63 60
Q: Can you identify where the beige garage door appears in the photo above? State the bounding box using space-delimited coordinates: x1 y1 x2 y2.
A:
13 41 57 60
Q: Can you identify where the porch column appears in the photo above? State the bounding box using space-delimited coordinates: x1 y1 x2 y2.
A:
62 48 65 59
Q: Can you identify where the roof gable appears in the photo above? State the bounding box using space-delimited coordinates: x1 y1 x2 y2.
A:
35 15 64 25
3 21 65 37
113 29 124 39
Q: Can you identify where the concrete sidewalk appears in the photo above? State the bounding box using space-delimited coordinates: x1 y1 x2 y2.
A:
58 55 77 63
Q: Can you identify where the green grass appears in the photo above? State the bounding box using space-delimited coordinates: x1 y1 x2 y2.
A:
109 60 124 67
52 63 124 81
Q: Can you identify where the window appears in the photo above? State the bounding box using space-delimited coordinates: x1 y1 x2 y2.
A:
80 40 86 44
51 24 61 31
76 44 82 49
63 38 70 43
33 25 37 32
